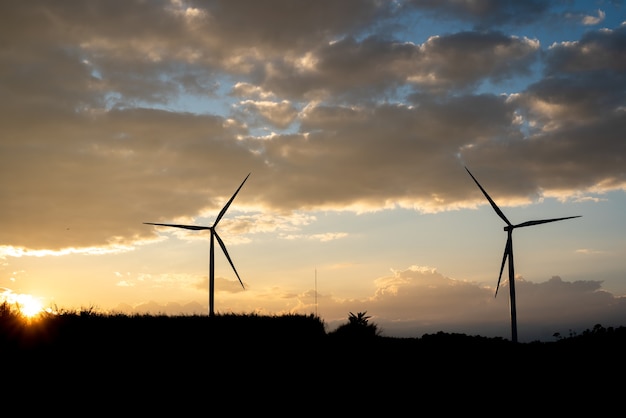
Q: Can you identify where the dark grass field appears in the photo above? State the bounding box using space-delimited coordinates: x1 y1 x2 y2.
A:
2 305 624 413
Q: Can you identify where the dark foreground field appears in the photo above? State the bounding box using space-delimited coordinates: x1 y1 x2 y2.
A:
3 307 624 413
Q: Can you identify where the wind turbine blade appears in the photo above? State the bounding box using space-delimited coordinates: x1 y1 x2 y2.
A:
465 167 512 226
214 231 245 289
214 173 251 227
514 216 581 228
495 237 510 297
144 222 211 231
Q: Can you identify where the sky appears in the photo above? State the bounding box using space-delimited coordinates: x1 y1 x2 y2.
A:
1 0 625 343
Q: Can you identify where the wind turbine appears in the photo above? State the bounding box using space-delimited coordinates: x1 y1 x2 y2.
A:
465 167 580 343
144 173 251 317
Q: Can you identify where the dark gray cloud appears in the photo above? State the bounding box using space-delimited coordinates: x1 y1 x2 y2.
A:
545 23 626 74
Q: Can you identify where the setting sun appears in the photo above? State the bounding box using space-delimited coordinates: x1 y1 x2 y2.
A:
17 294 44 318
0 289 44 318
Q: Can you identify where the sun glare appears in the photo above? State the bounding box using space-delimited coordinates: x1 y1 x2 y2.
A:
1 290 45 319
17 294 44 318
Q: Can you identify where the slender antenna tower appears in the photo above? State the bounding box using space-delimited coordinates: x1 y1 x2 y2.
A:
314 267 318 317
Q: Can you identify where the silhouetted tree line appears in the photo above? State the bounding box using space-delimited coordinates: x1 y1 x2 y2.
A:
3 301 625 408
2 303 625 360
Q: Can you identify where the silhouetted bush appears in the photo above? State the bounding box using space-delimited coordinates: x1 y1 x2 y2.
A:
328 311 381 339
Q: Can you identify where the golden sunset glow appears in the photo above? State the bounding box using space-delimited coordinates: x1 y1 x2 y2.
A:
1 1 625 343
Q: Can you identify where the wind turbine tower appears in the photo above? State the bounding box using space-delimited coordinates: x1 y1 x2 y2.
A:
465 167 580 343
145 173 251 317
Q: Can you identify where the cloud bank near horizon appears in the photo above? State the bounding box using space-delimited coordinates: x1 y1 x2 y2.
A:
96 265 626 343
